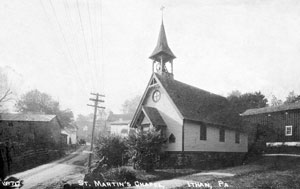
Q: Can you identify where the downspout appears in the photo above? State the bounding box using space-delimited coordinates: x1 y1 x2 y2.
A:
182 119 185 152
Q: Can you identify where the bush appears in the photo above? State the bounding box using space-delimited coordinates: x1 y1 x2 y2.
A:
105 167 136 185
127 128 166 172
95 135 128 167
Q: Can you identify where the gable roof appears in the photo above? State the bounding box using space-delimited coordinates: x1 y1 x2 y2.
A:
241 103 300 116
107 113 133 122
110 120 131 125
155 73 230 124
142 106 166 126
0 113 56 122
130 73 236 128
61 127 77 134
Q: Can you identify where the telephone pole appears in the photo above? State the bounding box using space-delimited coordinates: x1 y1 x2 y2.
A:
87 92 105 172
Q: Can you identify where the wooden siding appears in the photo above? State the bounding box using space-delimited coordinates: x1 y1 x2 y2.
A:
245 110 300 142
0 120 62 153
184 121 248 152
144 85 183 151
50 118 63 143
110 124 129 137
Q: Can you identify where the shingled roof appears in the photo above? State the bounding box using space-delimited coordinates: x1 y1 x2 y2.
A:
142 106 166 126
110 120 131 125
155 74 230 125
149 22 176 64
107 113 133 122
0 113 56 122
241 103 300 116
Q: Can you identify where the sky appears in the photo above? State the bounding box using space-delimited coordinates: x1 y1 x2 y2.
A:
1 0 300 116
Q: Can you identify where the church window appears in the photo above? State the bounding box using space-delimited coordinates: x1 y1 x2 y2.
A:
169 133 176 143
152 90 161 102
200 124 207 140
235 131 240 144
161 128 166 137
219 128 225 142
285 125 292 136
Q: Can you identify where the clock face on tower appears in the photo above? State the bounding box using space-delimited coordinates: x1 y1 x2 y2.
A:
152 90 161 102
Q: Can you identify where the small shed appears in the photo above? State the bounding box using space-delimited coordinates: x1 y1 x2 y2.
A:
61 125 77 145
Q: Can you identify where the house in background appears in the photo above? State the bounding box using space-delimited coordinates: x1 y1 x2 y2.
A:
76 114 106 142
106 113 133 137
61 124 78 145
130 20 248 167
110 119 131 137
241 103 300 147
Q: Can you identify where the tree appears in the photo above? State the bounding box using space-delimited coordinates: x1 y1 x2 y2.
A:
16 89 74 128
16 89 59 114
227 91 270 160
226 91 268 144
227 91 268 114
227 90 242 99
58 109 74 127
284 91 300 104
127 128 166 172
121 95 141 115
0 69 13 112
270 95 283 106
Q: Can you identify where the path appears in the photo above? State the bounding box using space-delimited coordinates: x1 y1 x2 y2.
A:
11 146 89 189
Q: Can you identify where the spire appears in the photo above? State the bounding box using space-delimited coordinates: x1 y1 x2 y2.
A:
149 21 176 64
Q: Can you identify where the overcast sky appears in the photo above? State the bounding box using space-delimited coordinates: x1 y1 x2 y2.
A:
1 0 300 116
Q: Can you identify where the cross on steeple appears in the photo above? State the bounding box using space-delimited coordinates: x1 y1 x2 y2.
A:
160 6 165 21
149 7 176 78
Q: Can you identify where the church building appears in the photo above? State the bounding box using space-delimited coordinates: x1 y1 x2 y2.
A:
130 20 248 167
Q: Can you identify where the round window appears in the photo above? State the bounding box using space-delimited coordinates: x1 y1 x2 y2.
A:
152 90 161 102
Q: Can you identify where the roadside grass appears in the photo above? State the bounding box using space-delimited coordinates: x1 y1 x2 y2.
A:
176 156 300 189
219 156 300 189
216 169 300 189
98 166 199 183
128 167 199 182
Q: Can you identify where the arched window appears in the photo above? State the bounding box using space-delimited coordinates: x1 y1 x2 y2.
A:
169 133 176 143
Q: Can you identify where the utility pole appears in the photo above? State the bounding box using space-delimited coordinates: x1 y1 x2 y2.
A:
87 92 105 172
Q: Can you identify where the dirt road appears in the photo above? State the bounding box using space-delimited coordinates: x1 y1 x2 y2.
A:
11 146 90 189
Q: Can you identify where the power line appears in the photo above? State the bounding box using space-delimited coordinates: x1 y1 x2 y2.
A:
40 0 89 95
62 0 91 94
76 0 96 92
41 0 105 98
46 0 90 94
87 0 99 91
98 0 105 94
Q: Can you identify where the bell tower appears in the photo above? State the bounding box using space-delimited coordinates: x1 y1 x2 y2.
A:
149 12 176 79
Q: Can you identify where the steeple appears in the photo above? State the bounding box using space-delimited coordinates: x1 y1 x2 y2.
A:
149 21 176 63
149 14 176 78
